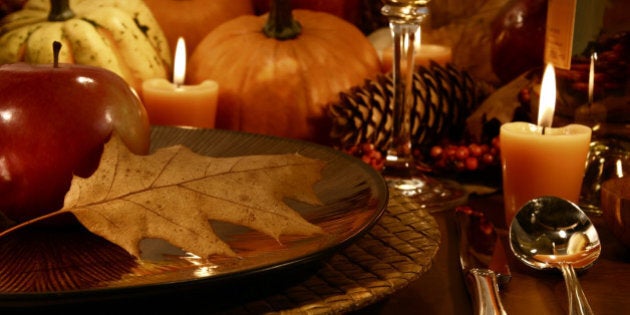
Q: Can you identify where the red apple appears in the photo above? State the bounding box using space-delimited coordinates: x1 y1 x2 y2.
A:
0 60 150 223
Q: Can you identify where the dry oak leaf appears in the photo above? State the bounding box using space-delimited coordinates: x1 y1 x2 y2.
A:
1 134 325 259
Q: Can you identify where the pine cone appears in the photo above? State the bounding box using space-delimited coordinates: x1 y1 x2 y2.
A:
329 62 483 154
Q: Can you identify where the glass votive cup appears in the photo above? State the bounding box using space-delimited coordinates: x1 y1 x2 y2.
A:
580 138 630 215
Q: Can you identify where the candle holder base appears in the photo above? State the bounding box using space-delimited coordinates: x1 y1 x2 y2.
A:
383 163 468 212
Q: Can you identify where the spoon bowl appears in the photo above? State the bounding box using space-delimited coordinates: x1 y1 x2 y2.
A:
509 196 600 315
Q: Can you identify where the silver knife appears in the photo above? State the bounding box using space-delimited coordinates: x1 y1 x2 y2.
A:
456 206 511 315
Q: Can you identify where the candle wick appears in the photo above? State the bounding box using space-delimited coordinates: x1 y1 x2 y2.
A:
542 126 546 135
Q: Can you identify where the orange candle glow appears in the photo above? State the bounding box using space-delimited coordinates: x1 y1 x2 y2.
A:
500 63 592 225
142 37 218 128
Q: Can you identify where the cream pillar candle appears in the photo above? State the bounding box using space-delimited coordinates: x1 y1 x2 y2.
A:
501 63 592 225
500 122 592 224
380 29 452 73
381 44 452 73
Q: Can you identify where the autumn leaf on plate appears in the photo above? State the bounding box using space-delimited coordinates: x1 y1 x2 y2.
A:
1 134 326 259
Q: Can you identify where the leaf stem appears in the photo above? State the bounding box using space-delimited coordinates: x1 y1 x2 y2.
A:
0 209 70 238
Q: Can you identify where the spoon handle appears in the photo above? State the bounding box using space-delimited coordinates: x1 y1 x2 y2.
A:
560 263 594 315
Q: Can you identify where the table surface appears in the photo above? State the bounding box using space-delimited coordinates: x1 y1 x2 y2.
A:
2 190 627 314
354 193 630 315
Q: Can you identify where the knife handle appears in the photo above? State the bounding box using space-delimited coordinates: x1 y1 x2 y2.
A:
468 268 508 315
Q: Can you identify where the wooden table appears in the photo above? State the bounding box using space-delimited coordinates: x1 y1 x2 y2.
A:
355 193 630 315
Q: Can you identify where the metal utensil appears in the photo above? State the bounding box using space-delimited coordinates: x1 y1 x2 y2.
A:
509 196 601 315
456 206 511 315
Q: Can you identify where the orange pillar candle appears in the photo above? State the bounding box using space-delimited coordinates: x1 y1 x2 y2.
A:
142 37 218 128
500 64 592 225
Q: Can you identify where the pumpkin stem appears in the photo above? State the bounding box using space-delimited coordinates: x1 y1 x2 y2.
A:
263 0 301 40
48 0 75 22
52 41 62 68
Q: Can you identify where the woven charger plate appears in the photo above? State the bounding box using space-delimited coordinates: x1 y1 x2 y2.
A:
222 189 441 314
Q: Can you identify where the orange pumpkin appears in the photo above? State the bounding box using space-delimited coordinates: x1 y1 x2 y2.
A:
188 0 381 144
143 0 254 55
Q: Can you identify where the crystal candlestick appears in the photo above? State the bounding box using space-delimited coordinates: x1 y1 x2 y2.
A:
381 0 466 210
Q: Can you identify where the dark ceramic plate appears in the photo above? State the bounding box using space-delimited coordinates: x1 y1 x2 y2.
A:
0 126 388 307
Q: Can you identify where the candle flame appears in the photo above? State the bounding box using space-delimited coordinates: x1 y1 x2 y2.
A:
537 63 556 128
588 52 597 105
173 37 186 86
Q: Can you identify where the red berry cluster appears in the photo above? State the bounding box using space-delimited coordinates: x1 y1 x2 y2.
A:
342 143 385 171
427 137 501 172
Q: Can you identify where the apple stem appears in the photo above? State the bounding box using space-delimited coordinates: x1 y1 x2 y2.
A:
53 41 62 68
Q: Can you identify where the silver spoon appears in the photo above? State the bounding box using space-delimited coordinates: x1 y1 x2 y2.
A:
509 196 601 315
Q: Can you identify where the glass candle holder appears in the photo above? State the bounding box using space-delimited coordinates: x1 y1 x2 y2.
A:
380 0 466 211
